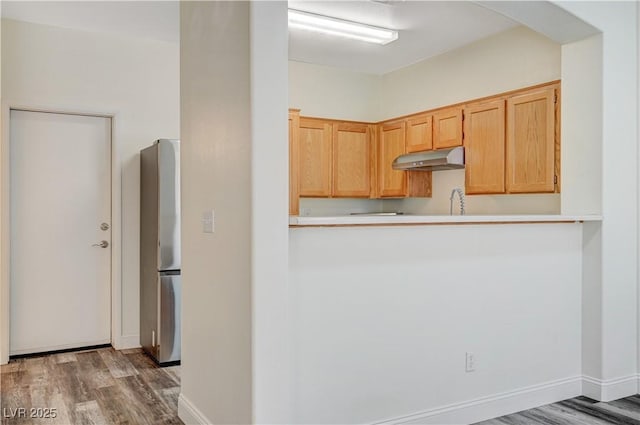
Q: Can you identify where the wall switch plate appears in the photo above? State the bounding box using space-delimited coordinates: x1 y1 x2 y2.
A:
202 210 214 233
465 352 475 372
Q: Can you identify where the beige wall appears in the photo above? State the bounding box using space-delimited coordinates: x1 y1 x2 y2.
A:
180 3 291 423
289 26 561 123
379 26 561 118
288 62 386 215
557 1 638 397
179 2 252 423
0 18 179 360
0 16 6 363
299 198 386 216
250 2 291 423
289 61 382 122
560 34 602 215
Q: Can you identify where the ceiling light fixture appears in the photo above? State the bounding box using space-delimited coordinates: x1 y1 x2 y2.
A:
288 9 398 45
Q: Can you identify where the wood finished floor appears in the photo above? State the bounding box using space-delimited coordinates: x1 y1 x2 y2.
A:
0 347 182 425
6 351 640 425
475 395 640 425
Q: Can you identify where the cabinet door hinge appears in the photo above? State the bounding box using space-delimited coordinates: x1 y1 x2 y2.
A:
554 94 558 104
554 175 558 184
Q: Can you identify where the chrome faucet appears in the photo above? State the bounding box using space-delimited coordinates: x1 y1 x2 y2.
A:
450 188 465 215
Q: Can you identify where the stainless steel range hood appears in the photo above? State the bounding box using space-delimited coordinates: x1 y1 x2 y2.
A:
392 146 464 171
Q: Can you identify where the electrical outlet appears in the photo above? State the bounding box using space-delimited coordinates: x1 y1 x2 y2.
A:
465 352 475 372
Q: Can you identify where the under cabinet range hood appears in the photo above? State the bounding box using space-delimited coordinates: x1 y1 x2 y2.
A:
392 146 465 171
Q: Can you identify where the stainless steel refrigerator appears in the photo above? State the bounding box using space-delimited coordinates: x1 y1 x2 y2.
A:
140 139 181 365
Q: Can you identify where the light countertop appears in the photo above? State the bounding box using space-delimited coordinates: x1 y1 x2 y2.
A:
289 214 603 227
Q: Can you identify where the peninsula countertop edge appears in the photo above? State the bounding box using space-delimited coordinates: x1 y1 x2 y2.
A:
289 214 603 227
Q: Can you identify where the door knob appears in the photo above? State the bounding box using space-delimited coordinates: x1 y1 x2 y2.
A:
92 240 109 248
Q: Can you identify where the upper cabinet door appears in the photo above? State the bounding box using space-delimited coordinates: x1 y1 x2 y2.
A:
506 88 555 193
464 100 506 194
433 108 463 149
406 114 433 153
299 118 332 197
378 121 407 198
332 123 371 198
288 110 300 215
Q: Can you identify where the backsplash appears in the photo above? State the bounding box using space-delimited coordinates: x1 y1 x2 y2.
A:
298 169 561 217
298 198 386 217
386 169 561 215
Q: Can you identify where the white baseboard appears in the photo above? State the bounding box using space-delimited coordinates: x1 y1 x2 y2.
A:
173 375 639 425
373 376 582 425
112 334 140 350
582 375 638 402
9 339 111 356
178 393 213 425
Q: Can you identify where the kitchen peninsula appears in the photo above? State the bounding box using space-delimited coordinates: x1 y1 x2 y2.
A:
288 214 599 423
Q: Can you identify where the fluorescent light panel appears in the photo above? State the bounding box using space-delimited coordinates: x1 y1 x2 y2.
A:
288 9 398 45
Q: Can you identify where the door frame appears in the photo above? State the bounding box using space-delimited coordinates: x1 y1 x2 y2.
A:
0 104 121 364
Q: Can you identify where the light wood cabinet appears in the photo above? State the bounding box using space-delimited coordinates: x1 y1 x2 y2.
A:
462 85 558 195
506 88 556 193
289 81 560 211
406 171 432 198
298 118 332 197
463 100 506 194
376 118 432 198
406 113 433 153
289 110 300 215
332 123 372 198
378 121 407 198
433 108 463 149
295 118 374 200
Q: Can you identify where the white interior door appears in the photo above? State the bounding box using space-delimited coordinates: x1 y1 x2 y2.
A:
10 110 111 355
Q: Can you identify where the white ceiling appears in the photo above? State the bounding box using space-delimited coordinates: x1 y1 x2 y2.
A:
478 1 599 44
1 1 180 44
1 1 525 75
288 1 520 75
